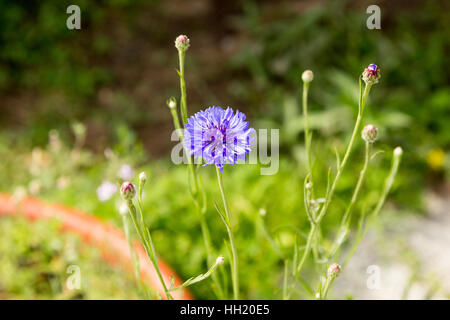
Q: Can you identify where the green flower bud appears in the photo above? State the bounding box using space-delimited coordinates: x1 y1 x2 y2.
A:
362 124 378 143
175 35 190 51
139 172 147 184
394 146 403 157
216 256 225 265
302 70 314 83
166 97 177 110
327 263 341 279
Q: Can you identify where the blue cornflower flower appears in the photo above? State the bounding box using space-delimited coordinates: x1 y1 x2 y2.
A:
184 106 255 172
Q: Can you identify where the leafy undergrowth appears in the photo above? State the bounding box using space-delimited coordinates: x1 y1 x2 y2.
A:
0 217 139 299
0 125 406 299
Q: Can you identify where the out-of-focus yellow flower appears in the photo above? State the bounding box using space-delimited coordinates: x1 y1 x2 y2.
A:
426 148 445 170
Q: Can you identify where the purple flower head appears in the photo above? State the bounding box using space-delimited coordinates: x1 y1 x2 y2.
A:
120 181 136 201
184 106 255 172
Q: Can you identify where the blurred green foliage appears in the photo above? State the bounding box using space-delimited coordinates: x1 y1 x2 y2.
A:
229 0 450 207
0 217 139 299
0 121 401 299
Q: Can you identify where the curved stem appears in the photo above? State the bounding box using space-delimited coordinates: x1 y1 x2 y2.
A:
327 141 372 259
127 201 173 299
343 147 402 266
216 167 239 300
296 82 372 276
121 213 149 299
343 141 372 223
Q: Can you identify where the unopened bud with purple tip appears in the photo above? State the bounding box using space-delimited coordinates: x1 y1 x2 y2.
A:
175 35 190 51
362 64 380 85
120 181 136 201
362 124 378 143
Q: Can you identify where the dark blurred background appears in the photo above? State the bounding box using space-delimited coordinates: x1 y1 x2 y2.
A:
1 0 449 199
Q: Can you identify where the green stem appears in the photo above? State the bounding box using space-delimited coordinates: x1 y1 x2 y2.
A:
343 141 372 223
127 201 173 300
216 167 239 300
327 141 372 259
121 213 148 299
320 277 335 300
168 257 223 293
295 82 372 276
178 50 188 124
286 224 316 299
303 81 313 183
169 103 198 196
282 259 289 300
200 213 225 299
343 147 402 267
295 224 317 275
303 82 321 264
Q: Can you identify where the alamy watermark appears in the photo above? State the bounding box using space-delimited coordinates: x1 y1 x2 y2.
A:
66 5 81 30
366 5 381 29
66 264 81 290
366 264 381 290
171 128 280 175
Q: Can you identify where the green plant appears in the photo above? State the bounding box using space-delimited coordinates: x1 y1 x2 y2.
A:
118 35 402 300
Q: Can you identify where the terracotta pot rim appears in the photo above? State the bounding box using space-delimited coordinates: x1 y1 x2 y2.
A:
0 192 193 300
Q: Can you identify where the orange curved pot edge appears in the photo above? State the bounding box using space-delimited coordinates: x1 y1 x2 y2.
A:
0 193 193 300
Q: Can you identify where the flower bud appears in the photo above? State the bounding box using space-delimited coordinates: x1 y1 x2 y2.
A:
139 172 147 184
175 35 190 51
216 256 225 265
394 146 403 157
362 64 380 85
166 97 177 110
305 182 313 190
327 263 341 279
302 70 314 83
361 124 378 143
120 181 136 201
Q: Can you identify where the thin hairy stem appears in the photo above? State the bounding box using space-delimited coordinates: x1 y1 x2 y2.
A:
216 167 239 300
295 83 372 276
126 201 173 300
343 147 402 267
303 81 313 183
168 256 223 293
327 141 372 260
178 50 188 124
121 213 149 299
